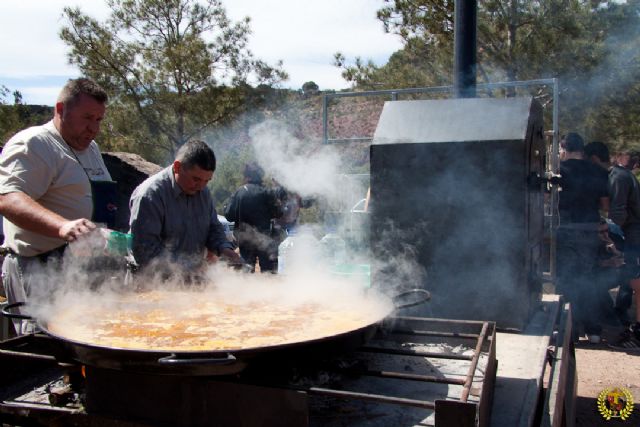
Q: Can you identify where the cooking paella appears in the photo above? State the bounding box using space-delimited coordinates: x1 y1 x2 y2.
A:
46 289 393 352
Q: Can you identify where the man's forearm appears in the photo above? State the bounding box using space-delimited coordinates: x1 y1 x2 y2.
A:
0 192 67 238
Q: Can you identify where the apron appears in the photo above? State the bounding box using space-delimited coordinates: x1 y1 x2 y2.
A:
90 180 119 229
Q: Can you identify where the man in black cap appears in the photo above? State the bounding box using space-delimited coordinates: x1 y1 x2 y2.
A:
556 132 609 343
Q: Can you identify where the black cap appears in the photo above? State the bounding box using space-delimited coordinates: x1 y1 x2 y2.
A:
584 141 610 163
561 132 584 152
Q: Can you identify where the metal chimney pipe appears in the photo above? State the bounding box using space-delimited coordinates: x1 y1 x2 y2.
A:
453 0 477 98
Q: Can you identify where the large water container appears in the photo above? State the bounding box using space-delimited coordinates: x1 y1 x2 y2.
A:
277 231 296 274
320 232 347 266
277 230 322 274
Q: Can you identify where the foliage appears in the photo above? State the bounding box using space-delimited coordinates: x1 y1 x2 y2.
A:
574 0 640 150
339 0 596 86
209 149 250 210
335 0 640 152
59 0 288 162
301 81 319 96
0 87 52 147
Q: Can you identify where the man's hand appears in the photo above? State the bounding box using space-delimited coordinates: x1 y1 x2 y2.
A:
219 247 242 264
0 192 95 241
58 218 96 242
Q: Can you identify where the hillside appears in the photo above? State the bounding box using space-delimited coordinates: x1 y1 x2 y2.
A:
215 91 388 174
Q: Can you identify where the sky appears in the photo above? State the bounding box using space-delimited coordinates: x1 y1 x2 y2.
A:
0 0 404 106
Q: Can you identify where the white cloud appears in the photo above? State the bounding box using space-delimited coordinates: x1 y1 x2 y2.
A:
0 0 402 104
0 0 110 79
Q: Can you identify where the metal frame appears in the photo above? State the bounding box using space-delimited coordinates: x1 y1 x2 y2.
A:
300 318 495 410
0 317 497 427
542 301 577 427
274 316 497 427
0 302 10 341
322 79 559 148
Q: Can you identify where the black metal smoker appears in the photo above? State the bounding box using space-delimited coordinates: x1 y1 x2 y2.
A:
370 0 545 331
370 96 545 331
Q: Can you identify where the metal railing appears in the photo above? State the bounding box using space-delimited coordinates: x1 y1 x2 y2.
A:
322 79 559 156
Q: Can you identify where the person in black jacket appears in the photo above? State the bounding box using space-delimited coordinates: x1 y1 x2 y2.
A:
224 163 281 273
557 133 609 343
585 142 635 332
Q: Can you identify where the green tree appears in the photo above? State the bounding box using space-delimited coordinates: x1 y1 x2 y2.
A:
569 0 640 150
338 1 596 88
0 86 20 144
301 81 319 96
60 0 288 163
0 86 52 146
335 0 454 89
335 0 640 151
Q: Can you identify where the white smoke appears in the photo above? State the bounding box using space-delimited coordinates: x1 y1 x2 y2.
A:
248 120 345 203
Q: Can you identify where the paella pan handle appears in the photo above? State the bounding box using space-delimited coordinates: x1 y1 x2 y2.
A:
157 352 238 366
1 302 32 320
392 289 431 309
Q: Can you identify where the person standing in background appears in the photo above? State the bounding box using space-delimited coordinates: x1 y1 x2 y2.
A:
0 78 113 334
608 149 640 350
584 141 634 331
556 133 609 343
224 163 282 273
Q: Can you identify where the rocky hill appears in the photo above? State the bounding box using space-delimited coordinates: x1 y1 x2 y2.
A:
214 90 387 174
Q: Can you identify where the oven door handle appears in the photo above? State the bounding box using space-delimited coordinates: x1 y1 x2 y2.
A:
157 352 238 366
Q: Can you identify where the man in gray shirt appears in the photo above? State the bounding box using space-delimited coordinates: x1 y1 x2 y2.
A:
0 78 111 334
129 140 240 282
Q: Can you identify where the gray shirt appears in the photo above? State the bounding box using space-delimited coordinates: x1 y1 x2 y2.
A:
129 166 234 271
0 121 111 256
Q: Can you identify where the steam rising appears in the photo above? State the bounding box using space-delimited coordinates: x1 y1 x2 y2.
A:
249 120 344 203
25 239 394 337
20 117 428 336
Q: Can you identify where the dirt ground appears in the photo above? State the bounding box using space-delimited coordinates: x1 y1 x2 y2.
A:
572 325 640 426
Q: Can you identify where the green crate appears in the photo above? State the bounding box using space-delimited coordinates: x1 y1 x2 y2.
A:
330 263 370 288
106 231 133 256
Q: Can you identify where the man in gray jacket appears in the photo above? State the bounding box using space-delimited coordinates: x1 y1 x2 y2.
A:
129 140 240 284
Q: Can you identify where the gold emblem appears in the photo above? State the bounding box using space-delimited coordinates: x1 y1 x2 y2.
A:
597 387 634 421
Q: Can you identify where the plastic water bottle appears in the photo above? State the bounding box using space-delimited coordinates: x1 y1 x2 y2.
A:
105 230 133 256
68 228 132 258
320 232 347 266
277 230 296 274
277 229 322 274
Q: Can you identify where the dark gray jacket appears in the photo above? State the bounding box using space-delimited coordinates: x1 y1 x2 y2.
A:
224 182 281 233
609 165 640 244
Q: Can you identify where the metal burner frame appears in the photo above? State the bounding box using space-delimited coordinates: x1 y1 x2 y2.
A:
0 316 496 427
246 316 497 427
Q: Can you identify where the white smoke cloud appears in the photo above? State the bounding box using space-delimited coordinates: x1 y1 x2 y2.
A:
249 120 345 203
